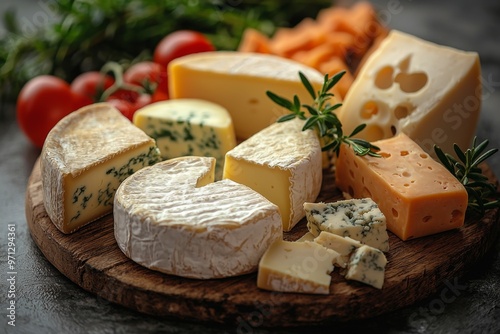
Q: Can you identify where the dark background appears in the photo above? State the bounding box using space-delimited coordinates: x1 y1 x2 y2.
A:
1 0 500 333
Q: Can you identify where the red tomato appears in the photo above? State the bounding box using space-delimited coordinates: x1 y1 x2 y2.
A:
106 99 136 121
70 71 114 102
124 62 162 89
153 30 215 69
17 75 90 148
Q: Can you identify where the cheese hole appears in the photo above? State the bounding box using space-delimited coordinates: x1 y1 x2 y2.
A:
422 215 432 223
361 101 379 119
392 208 399 218
451 210 463 224
390 125 397 136
394 72 428 93
404 183 410 187
394 105 410 120
400 150 409 156
402 171 411 177
427 166 433 170
349 169 355 178
420 153 428 159
248 98 259 105
374 66 394 89
353 160 358 168
364 124 385 141
380 152 391 158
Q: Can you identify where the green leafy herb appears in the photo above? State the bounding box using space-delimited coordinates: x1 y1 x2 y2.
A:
434 137 500 217
266 71 380 157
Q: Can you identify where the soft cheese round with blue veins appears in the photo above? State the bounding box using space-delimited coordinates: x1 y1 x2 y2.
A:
113 156 282 279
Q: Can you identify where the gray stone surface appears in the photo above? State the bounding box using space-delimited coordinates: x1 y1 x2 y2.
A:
1 0 500 333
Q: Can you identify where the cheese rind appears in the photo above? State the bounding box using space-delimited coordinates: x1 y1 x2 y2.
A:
257 240 338 295
345 245 387 289
304 198 389 252
223 119 322 231
133 99 237 180
41 103 161 234
338 30 481 158
335 133 468 240
169 51 329 139
114 156 282 279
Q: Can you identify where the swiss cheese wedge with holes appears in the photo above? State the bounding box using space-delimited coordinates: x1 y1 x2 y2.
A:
335 133 468 240
338 30 481 158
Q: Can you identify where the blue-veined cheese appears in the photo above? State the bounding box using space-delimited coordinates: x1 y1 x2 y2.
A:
257 239 339 295
133 99 236 180
114 156 282 279
40 103 161 234
223 118 322 231
304 198 390 252
313 231 362 268
345 245 387 289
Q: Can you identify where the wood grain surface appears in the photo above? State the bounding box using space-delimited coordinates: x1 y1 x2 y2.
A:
25 158 500 327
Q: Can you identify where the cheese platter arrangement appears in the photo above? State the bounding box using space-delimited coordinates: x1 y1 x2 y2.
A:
22 1 500 328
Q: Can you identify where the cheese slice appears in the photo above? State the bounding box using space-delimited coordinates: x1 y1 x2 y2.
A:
168 51 330 140
313 232 362 268
114 156 282 279
338 30 481 158
335 133 468 240
133 99 237 180
345 245 387 289
257 240 338 295
40 103 161 234
304 199 389 252
223 119 322 231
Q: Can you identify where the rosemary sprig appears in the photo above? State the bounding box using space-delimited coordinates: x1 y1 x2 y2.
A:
434 137 500 217
266 71 380 157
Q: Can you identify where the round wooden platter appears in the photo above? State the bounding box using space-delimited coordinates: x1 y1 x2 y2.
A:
25 157 500 327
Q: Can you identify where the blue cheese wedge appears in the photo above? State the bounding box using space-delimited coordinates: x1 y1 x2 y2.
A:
313 231 362 268
133 99 237 180
41 103 161 234
345 245 387 289
304 198 390 252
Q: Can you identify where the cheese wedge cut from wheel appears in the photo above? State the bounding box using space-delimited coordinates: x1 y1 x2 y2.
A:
338 30 481 158
40 103 161 234
133 99 237 180
257 239 339 295
223 118 322 231
168 51 331 140
335 133 468 241
114 156 282 279
304 198 389 252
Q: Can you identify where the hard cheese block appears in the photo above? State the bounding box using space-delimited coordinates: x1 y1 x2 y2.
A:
335 133 468 241
304 198 389 252
168 51 328 139
133 99 236 180
345 245 387 289
338 30 481 158
40 103 161 234
257 240 339 295
114 156 282 279
223 118 322 231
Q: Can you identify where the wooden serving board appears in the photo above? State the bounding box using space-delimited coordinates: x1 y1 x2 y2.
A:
25 157 500 327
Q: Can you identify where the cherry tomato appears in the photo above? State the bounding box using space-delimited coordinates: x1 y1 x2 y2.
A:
153 30 215 69
124 61 162 90
17 75 90 148
70 71 114 102
106 99 136 121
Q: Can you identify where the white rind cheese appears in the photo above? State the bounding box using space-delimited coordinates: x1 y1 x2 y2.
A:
304 198 390 252
345 245 387 289
133 99 237 180
114 156 282 279
41 103 161 234
224 118 322 231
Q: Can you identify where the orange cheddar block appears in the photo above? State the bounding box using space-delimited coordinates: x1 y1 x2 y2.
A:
335 133 468 241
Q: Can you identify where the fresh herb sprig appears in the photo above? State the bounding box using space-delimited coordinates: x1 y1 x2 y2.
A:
266 71 380 157
434 137 500 217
